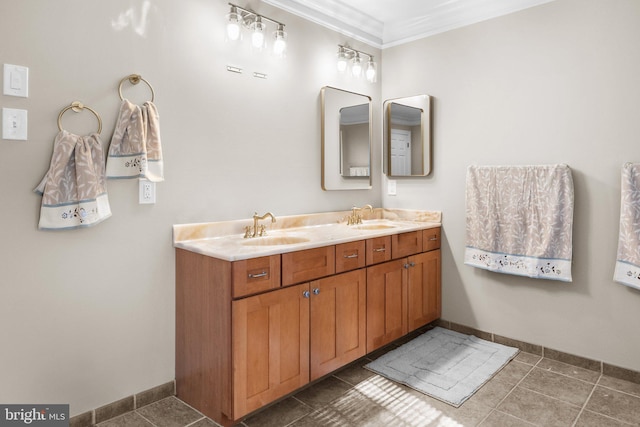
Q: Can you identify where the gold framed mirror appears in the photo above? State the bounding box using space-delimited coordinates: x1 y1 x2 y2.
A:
321 86 372 190
384 94 432 177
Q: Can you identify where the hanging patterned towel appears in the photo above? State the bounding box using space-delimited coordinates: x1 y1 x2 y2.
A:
34 131 112 230
106 99 164 181
613 163 640 290
464 164 574 282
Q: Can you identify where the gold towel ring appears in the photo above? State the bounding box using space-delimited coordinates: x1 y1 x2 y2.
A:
57 101 103 134
118 74 155 102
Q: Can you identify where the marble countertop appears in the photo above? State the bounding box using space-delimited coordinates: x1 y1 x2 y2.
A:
173 208 441 261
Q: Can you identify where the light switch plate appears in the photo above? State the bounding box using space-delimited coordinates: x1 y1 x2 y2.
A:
387 179 397 196
2 108 28 140
3 64 29 97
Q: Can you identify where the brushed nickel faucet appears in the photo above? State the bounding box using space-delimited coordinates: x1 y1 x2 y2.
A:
244 212 276 238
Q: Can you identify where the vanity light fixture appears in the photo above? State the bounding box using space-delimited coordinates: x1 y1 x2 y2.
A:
336 45 377 83
226 3 287 57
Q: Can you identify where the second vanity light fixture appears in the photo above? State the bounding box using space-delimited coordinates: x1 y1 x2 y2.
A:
226 2 287 57
337 45 377 83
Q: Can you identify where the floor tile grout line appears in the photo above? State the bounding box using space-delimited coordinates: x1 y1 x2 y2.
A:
134 410 160 427
569 372 600 427
183 416 208 427
480 355 541 426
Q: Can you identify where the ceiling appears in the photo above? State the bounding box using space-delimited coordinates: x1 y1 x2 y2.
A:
262 0 554 49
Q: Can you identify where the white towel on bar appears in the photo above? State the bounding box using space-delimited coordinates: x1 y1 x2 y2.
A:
34 131 112 230
613 163 640 290
465 164 574 282
106 99 164 182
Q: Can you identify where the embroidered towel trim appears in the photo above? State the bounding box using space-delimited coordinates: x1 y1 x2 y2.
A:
34 131 112 230
614 163 640 290
106 99 163 182
464 164 574 282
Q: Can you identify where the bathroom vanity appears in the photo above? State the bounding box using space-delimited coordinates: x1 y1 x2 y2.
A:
173 209 441 426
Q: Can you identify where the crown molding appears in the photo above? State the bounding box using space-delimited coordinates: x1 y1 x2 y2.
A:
262 0 384 48
262 0 555 49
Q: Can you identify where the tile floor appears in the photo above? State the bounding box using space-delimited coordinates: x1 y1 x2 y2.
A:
97 338 640 427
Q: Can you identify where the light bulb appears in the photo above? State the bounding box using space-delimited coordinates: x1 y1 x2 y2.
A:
366 59 377 83
337 47 348 73
351 53 362 78
250 17 266 50
273 25 287 57
226 7 241 41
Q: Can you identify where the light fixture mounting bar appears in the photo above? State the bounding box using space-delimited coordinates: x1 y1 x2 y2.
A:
338 44 374 60
228 2 285 28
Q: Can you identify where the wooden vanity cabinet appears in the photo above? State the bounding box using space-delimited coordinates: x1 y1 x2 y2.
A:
366 230 441 352
176 226 441 426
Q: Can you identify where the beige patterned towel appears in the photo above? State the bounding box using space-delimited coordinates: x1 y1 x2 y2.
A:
614 163 640 289
106 99 163 182
34 131 112 230
465 165 574 282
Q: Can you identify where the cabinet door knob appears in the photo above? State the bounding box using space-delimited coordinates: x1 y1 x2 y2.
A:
404 263 410 269
312 288 320 295
409 262 416 267
303 290 310 298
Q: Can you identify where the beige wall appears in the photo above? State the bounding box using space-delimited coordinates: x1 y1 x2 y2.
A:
0 0 380 415
4 0 640 417
381 0 640 372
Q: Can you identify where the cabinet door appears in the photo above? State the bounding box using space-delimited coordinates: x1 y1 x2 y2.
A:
310 269 366 381
407 250 441 331
366 259 407 352
232 283 310 418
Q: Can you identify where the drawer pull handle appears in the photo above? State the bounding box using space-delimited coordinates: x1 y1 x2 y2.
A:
313 288 320 295
248 271 268 279
303 290 310 298
344 253 358 259
373 247 386 252
429 236 438 241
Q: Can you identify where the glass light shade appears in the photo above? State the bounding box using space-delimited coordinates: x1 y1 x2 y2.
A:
351 54 362 78
250 18 266 49
273 26 287 57
337 47 348 73
365 59 377 83
226 9 241 41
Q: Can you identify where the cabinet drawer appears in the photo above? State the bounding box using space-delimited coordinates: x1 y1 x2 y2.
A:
423 227 441 252
366 236 391 265
392 231 423 259
232 255 281 298
282 246 335 286
335 240 366 273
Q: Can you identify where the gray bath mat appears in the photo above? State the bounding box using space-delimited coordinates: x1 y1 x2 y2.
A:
365 327 519 407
